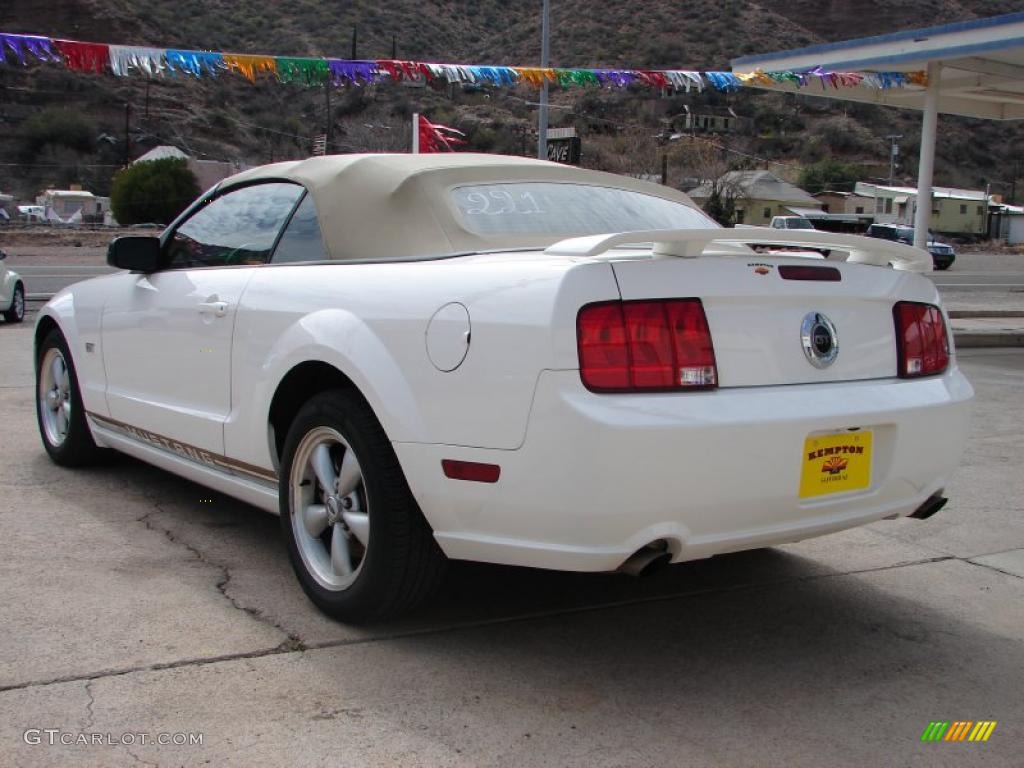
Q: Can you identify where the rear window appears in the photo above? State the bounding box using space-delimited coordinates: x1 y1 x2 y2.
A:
451 183 715 237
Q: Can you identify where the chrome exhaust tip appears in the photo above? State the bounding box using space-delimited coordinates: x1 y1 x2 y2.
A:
618 542 672 577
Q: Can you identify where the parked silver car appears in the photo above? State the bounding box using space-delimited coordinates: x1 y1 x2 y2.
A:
0 250 25 323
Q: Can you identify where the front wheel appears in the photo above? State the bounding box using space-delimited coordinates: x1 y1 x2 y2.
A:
3 283 24 323
36 329 103 465
279 390 446 621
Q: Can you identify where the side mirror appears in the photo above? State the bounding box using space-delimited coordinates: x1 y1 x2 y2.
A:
108 236 161 272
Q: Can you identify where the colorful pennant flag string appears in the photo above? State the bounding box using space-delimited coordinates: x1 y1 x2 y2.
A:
0 31 929 93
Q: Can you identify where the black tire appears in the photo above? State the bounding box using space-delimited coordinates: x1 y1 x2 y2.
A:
279 389 446 621
3 283 24 323
35 328 104 466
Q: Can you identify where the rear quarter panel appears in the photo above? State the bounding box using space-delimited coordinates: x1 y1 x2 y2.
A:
225 255 619 473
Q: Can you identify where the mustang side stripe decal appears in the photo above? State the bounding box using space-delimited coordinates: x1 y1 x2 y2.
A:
87 412 278 483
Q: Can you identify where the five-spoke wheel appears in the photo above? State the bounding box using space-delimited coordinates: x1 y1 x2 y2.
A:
39 347 72 448
290 427 370 591
35 329 102 465
279 389 446 621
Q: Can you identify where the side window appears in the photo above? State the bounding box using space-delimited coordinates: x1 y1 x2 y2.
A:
271 194 328 263
166 182 304 269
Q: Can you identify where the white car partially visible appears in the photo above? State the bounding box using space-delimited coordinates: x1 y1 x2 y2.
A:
34 154 973 621
0 250 25 323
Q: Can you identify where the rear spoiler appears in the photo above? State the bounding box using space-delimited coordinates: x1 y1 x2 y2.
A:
544 227 932 272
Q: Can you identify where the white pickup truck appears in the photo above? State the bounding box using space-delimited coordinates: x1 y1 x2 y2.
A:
770 216 817 231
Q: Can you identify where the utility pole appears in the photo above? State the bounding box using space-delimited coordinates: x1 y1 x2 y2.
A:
351 26 357 60
886 134 902 185
123 102 131 167
391 35 397 59
324 79 332 154
537 0 550 160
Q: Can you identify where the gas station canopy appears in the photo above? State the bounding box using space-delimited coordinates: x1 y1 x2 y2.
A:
731 12 1024 120
730 12 1024 247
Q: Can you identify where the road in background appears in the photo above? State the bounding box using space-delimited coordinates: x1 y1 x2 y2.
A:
8 248 1024 303
16 265 114 298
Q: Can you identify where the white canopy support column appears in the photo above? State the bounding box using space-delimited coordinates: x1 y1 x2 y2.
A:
913 63 941 249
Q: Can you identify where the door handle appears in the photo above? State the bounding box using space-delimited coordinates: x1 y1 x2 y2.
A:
197 301 229 318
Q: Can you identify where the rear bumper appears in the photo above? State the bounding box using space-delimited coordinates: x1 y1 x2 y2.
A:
397 367 974 572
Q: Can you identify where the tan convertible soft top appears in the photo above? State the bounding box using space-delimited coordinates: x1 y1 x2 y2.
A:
220 153 706 260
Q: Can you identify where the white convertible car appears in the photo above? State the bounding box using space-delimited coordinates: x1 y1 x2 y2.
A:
35 154 973 620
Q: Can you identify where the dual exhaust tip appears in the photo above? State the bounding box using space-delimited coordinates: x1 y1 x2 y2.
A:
617 495 948 577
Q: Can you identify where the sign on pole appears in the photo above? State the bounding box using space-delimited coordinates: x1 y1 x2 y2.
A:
546 127 581 165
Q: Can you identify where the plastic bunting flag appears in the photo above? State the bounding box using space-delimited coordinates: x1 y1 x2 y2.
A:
0 30 929 94
0 33 59 65
277 57 329 86
53 39 109 73
222 54 277 82
109 46 167 77
166 50 225 78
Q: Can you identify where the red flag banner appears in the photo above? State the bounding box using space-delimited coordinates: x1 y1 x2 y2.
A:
418 115 466 153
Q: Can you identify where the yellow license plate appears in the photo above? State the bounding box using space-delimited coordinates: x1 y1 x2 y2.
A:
799 430 873 499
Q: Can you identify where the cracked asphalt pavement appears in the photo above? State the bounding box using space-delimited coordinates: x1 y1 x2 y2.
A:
1 319 1022 767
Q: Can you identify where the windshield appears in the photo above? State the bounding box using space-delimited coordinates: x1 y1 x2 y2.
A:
451 183 716 237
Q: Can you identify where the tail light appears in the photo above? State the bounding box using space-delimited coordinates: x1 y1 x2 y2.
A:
894 302 949 378
577 299 717 392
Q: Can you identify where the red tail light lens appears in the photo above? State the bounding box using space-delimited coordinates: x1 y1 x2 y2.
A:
578 299 718 392
894 302 949 378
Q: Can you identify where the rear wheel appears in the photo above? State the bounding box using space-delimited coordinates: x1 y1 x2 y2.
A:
3 283 24 323
36 329 103 465
279 389 445 621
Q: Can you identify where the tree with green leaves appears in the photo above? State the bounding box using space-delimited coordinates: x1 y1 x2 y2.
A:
110 158 200 226
799 159 862 195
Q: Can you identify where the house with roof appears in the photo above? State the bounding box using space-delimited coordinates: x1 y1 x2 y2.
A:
814 190 875 217
854 182 989 236
688 170 822 226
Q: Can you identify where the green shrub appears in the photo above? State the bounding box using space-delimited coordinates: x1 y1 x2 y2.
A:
799 159 863 194
20 108 95 157
110 158 200 226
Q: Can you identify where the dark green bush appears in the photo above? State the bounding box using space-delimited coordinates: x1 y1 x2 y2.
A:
110 158 200 226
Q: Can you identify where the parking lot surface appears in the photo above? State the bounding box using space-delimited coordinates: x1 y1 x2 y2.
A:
0 320 1022 767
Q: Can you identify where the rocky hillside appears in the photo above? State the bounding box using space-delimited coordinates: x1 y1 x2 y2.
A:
2 0 1024 200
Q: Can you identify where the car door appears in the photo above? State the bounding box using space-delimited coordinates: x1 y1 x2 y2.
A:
101 182 305 457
